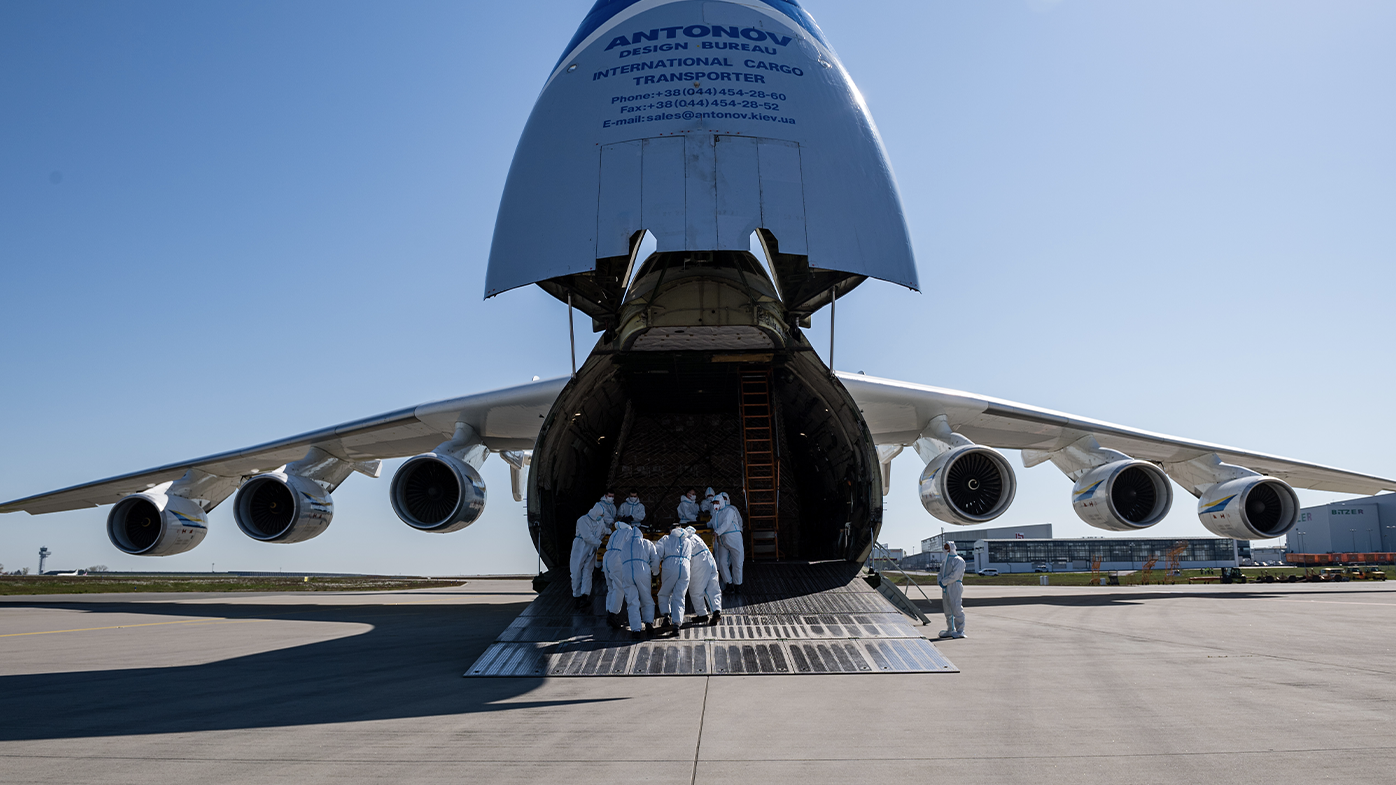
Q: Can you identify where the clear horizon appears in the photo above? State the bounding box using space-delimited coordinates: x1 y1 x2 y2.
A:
3 0 1393 575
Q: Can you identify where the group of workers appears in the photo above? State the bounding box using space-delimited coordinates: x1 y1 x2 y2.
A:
568 487 746 639
567 490 969 641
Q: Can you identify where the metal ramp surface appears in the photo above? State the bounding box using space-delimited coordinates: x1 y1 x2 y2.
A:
466 561 957 677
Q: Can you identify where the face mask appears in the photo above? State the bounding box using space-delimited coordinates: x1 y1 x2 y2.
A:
605 496 614 504
627 497 638 504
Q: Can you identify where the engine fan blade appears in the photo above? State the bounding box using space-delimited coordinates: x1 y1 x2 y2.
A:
1245 483 1282 530
403 461 461 525
248 481 295 537
1111 466 1157 523
946 452 1003 516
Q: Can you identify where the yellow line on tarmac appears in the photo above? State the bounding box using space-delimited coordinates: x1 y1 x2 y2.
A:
0 617 262 638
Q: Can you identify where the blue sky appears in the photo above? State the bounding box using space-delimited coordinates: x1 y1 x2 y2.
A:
2 0 1393 575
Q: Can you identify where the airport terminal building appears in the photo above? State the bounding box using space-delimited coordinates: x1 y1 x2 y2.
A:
906 524 1240 573
907 524 1055 569
970 536 1239 574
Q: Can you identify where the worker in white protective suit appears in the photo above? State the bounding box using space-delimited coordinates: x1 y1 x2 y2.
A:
699 487 716 524
597 491 618 529
601 519 631 628
618 521 661 638
685 526 722 625
569 504 607 611
656 524 693 633
617 491 646 528
938 542 966 638
711 492 744 593
677 489 701 526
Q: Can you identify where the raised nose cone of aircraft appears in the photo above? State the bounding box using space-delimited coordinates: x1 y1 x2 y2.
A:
485 0 919 307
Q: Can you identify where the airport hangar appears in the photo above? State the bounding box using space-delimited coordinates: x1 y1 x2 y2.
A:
904 524 1241 574
1288 495 1396 557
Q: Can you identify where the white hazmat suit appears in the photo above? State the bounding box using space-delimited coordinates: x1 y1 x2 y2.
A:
597 494 617 528
699 487 716 522
617 524 661 633
656 526 693 629
617 496 646 526
938 543 966 638
602 521 632 616
685 526 722 621
677 492 701 525
569 504 606 602
712 492 745 589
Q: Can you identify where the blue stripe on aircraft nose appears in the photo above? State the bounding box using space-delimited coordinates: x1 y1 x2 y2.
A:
554 0 827 71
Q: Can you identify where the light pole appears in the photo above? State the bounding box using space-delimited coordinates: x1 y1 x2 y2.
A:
1294 531 1306 553
1350 528 1356 554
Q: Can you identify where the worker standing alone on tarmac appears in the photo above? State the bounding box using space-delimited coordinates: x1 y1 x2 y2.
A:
938 542 966 639
656 523 693 633
685 526 722 625
569 504 606 611
711 491 744 593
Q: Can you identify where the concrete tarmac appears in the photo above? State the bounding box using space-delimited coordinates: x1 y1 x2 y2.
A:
1 580 1393 784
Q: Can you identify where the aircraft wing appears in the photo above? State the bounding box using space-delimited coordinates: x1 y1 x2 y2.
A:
0 377 569 515
838 372 1396 495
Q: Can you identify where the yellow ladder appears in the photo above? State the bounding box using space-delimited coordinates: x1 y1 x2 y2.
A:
740 371 780 561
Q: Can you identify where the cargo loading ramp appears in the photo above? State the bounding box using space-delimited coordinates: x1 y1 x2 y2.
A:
466 561 957 677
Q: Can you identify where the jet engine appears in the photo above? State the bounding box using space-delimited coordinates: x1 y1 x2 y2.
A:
1071 460 1174 532
107 492 209 556
1196 476 1300 539
232 473 334 543
919 445 1017 525
389 453 487 533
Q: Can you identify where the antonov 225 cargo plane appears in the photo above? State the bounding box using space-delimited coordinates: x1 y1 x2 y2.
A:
4 0 1392 576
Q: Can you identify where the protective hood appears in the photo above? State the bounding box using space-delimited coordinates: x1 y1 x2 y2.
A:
944 542 958 555
484 0 918 308
705 488 715 498
588 504 607 520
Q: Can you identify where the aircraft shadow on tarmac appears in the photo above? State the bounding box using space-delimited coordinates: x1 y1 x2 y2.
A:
0 598 625 742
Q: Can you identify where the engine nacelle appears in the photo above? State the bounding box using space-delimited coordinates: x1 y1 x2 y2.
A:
1197 476 1300 539
107 493 209 556
919 445 1017 525
389 453 487 533
233 473 333 543
1072 460 1174 532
